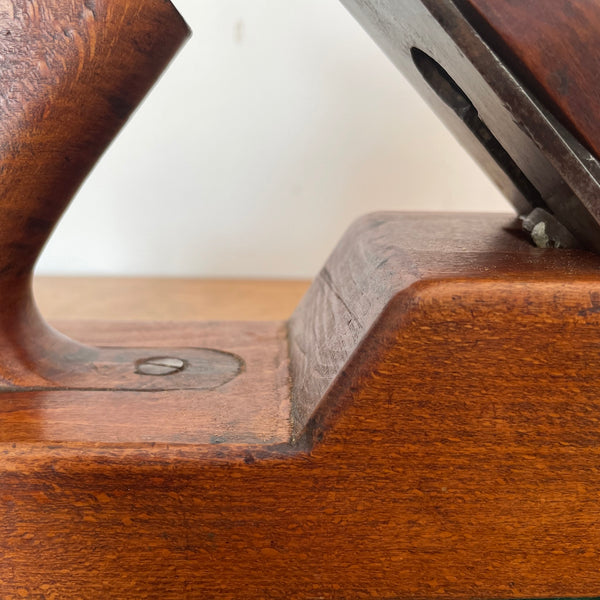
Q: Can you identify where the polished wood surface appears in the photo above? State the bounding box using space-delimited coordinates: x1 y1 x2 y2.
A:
1 320 290 444
0 0 187 279
455 0 600 159
34 277 310 321
19 279 304 443
5 214 600 598
0 0 189 390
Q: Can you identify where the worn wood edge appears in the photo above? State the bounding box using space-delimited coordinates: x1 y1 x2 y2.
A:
296 273 600 448
0 319 295 447
0 441 304 472
287 210 600 443
295 279 425 448
156 0 191 38
287 212 421 441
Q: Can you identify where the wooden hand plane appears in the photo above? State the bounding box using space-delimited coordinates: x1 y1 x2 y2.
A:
3 1 600 598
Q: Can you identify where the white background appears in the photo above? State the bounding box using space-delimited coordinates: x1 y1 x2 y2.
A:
35 0 509 279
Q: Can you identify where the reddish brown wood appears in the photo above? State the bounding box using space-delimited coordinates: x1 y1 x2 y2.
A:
0 0 189 389
4 214 600 597
4 2 600 597
0 320 290 444
454 0 600 159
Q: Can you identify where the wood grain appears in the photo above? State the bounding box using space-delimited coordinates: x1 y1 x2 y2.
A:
454 0 600 159
289 212 600 441
0 0 188 280
0 320 290 445
4 0 600 596
0 0 189 390
5 214 600 597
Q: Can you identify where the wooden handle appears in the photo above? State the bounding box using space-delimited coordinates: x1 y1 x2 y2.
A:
0 0 189 386
0 0 189 281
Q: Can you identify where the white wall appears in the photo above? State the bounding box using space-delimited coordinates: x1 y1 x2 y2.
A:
35 0 510 279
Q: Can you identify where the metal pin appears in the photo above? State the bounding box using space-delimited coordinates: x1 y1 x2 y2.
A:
135 357 186 376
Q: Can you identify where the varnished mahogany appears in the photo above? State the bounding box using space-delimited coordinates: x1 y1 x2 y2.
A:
3 0 600 598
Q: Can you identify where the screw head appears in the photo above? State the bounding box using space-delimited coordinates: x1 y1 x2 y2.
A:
135 357 186 376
